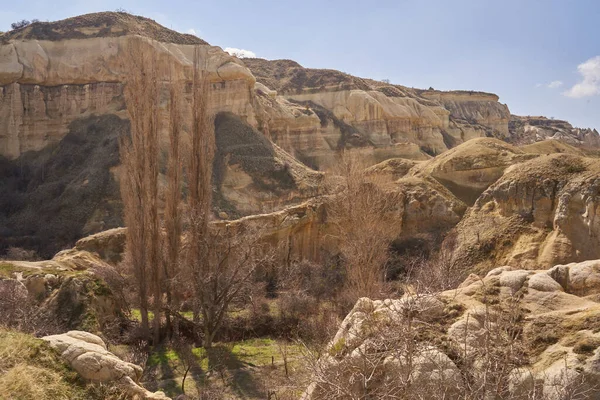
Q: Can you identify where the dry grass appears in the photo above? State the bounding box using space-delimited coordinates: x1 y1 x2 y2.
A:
0 328 129 399
0 364 77 400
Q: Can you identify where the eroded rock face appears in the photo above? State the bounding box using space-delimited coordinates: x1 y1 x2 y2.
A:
409 138 536 205
213 112 324 218
246 58 513 169
43 331 169 399
450 154 600 272
509 115 600 148
307 260 600 399
1 249 124 333
0 28 256 159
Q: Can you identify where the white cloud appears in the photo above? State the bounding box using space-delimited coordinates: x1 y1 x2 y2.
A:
535 80 563 89
187 28 198 36
224 47 257 59
547 80 563 89
564 56 600 98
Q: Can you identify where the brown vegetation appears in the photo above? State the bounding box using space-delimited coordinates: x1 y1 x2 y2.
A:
119 40 161 341
326 152 403 301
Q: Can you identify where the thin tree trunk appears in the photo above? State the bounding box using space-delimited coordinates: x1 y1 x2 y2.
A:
120 38 163 342
163 72 183 338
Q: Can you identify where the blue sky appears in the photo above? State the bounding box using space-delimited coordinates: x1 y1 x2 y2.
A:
1 0 599 130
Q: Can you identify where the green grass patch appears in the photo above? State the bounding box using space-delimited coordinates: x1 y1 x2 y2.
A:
0 262 17 279
231 338 303 367
0 262 83 279
131 308 155 322
148 348 181 366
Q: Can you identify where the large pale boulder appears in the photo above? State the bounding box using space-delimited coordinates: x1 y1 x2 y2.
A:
548 260 600 296
43 331 169 399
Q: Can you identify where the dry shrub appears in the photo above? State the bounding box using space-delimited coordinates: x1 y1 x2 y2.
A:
277 292 339 345
404 234 466 293
0 280 32 327
277 259 346 301
0 280 58 334
2 246 40 261
326 152 403 301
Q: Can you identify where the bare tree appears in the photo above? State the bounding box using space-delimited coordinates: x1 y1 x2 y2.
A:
162 70 184 337
184 46 215 337
326 152 403 301
120 40 161 342
184 222 273 348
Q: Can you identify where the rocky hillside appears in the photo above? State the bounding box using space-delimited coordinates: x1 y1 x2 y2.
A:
305 259 600 399
450 153 600 273
1 11 599 263
509 115 600 148
246 58 511 168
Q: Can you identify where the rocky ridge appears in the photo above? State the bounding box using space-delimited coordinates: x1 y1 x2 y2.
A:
509 115 600 148
450 153 600 273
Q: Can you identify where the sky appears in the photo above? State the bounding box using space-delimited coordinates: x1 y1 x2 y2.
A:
1 0 599 130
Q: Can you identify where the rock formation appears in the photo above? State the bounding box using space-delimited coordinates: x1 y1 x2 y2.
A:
42 330 169 399
245 58 513 168
0 247 124 333
305 259 600 399
450 154 600 273
408 137 536 205
509 115 600 148
2 11 599 259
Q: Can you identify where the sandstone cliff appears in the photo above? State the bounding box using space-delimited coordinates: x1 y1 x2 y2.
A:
245 58 512 169
1 11 599 266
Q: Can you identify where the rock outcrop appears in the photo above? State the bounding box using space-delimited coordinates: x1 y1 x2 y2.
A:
450 154 600 273
306 259 600 399
509 115 600 148
409 137 536 205
0 247 124 333
43 331 169 399
213 112 324 218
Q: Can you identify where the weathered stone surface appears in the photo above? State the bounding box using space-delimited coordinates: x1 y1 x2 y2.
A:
43 331 169 399
510 115 600 148
0 34 256 159
408 137 536 205
450 154 600 273
309 261 600 399
245 58 520 170
73 227 127 265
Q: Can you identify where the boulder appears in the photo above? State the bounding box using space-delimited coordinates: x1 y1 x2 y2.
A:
43 331 169 399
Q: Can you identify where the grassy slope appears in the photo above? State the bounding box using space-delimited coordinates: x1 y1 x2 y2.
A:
0 328 127 400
